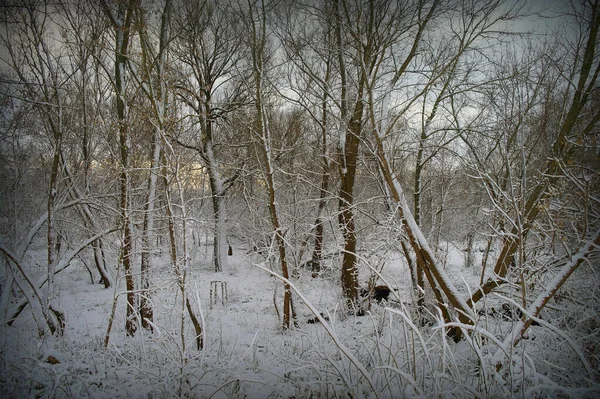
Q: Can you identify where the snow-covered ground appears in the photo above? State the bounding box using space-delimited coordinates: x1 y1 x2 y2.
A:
1 240 598 398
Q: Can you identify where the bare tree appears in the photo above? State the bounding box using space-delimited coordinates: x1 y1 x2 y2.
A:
278 0 336 277
243 0 296 329
172 0 245 273
159 148 204 350
57 0 112 289
100 0 138 337
132 0 175 332
363 0 600 343
0 0 88 335
467 0 600 309
331 0 446 312
363 0 533 337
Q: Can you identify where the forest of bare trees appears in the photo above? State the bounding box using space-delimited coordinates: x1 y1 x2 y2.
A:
0 0 599 397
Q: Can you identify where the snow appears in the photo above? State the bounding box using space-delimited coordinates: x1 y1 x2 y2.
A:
1 239 599 398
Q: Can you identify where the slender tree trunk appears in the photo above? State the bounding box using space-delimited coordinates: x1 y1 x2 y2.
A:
256 81 295 330
61 157 112 288
161 150 203 350
136 0 174 330
310 157 330 277
266 167 294 329
45 137 61 335
80 66 111 288
0 259 13 320
311 212 325 277
311 73 331 277
22 2 66 335
248 0 295 328
333 0 366 312
119 137 136 336
139 132 161 331
171 0 242 274
412 144 427 312
413 138 425 228
79 68 110 288
104 0 138 337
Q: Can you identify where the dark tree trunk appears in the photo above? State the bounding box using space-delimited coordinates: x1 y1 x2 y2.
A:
338 100 363 312
109 0 138 337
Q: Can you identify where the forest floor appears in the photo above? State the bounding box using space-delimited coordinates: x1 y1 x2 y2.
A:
1 239 597 398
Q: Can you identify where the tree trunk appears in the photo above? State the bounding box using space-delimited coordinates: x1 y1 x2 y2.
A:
412 145 427 312
61 157 112 288
338 100 364 312
311 79 331 278
248 0 296 329
0 262 13 321
139 131 161 331
311 217 325 277
92 240 111 288
311 159 330 278
45 134 62 335
161 149 204 350
257 88 295 330
208 167 228 273
106 0 138 337
136 0 173 330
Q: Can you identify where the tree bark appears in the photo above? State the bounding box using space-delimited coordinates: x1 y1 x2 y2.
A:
338 100 363 310
207 158 228 273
